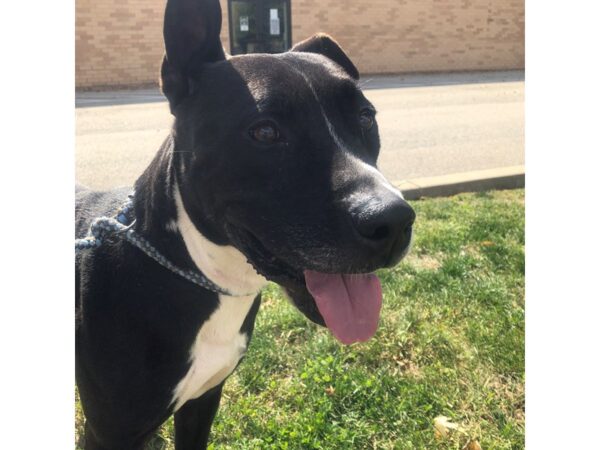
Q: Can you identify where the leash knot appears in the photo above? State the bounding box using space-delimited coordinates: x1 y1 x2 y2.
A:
75 216 129 251
90 217 127 243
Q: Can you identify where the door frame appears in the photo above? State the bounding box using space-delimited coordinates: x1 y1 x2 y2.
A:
227 0 293 55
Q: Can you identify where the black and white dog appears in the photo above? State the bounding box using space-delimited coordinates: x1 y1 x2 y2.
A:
76 0 415 448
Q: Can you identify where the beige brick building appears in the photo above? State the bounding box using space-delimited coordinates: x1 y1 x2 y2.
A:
76 0 524 89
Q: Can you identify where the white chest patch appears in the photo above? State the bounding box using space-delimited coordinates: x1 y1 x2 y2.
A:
170 183 267 411
172 294 256 411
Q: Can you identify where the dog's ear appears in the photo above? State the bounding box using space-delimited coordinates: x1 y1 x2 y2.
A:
161 0 226 112
291 33 359 80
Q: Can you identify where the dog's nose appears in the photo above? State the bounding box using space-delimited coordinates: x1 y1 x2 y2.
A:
351 197 416 266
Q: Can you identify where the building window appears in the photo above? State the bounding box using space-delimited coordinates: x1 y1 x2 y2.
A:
228 0 292 55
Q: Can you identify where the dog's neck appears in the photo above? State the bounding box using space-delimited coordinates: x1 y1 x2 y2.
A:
133 135 266 296
173 183 266 295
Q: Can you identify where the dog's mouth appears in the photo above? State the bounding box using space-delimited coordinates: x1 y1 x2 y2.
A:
228 227 386 345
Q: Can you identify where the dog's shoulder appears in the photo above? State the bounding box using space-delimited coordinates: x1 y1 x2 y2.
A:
75 185 132 238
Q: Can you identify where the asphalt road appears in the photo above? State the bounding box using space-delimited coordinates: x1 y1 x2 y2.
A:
76 71 524 190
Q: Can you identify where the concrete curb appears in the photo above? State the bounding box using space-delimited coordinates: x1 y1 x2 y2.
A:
393 165 525 200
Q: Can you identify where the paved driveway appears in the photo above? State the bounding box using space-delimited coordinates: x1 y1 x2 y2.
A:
76 71 524 190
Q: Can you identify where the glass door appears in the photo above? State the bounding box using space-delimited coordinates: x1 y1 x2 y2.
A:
229 0 291 55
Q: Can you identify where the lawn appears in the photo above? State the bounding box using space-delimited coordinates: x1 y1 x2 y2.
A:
76 189 525 449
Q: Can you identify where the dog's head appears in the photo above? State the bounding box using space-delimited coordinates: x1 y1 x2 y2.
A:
161 0 415 344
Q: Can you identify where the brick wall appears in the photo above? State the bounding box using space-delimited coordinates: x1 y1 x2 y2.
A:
76 0 524 89
76 0 164 88
292 0 524 74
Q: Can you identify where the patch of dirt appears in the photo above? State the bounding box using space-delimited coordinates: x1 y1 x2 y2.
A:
404 253 442 271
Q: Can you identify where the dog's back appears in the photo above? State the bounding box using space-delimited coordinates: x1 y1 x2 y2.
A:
75 185 131 238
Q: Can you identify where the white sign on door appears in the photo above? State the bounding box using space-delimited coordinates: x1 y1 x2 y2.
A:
240 16 249 32
269 9 280 35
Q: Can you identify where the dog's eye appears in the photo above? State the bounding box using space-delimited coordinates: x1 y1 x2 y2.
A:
249 121 280 144
359 109 375 130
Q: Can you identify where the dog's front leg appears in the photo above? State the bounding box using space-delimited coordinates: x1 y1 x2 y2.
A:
174 383 224 450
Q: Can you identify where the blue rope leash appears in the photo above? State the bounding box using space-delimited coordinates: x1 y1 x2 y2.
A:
76 193 237 296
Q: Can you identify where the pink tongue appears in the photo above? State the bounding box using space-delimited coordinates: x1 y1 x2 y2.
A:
303 270 382 345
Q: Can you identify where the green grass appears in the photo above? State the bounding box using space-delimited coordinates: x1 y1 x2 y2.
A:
76 189 525 449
